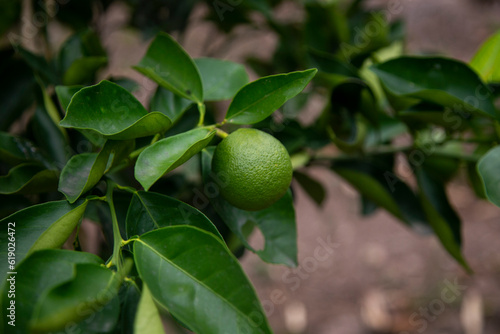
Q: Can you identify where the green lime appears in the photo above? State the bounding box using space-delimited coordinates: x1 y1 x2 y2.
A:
212 128 293 211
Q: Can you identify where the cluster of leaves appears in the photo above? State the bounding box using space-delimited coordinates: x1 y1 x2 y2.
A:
1 0 500 333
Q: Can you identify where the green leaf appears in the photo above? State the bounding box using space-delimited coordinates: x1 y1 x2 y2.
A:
470 30 500 82
30 263 119 333
0 249 103 334
0 200 88 284
55 85 84 111
134 32 203 103
0 163 58 195
126 190 222 239
59 140 132 203
293 170 326 206
115 281 141 334
194 58 249 101
0 132 47 165
371 56 498 118
135 128 216 190
202 147 298 267
60 80 172 140
134 283 164 334
415 167 471 272
134 226 273 334
150 85 193 123
477 146 500 207
63 57 108 85
225 69 317 124
17 46 60 85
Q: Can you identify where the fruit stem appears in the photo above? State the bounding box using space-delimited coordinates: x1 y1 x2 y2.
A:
215 128 229 139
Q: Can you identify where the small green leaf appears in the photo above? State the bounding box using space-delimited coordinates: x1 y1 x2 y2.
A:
371 57 498 118
194 58 249 101
0 200 88 284
60 80 172 140
59 140 132 203
134 226 273 334
135 128 216 190
226 69 317 124
0 249 103 334
134 32 203 103
415 167 471 272
470 30 500 82
30 263 119 333
150 86 193 123
134 283 164 334
126 190 222 239
0 163 58 195
477 146 500 207
202 147 298 267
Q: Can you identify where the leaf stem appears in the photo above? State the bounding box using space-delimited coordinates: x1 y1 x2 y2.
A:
215 128 229 139
106 180 124 272
197 102 206 126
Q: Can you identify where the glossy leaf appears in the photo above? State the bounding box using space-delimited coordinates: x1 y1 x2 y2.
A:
470 30 500 82
415 167 471 272
0 249 102 334
134 226 273 334
150 85 193 123
0 200 88 284
30 263 119 333
59 140 132 203
134 32 203 103
134 283 164 334
371 57 498 118
126 190 221 239
225 69 317 124
60 80 172 139
477 146 500 207
202 147 298 266
0 163 58 195
135 128 216 190
194 57 249 101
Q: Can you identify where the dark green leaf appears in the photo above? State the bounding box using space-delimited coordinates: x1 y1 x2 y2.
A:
0 0 20 35
115 281 141 334
150 85 193 123
17 46 60 85
0 132 46 165
0 200 88 284
30 263 119 333
0 249 103 334
415 167 471 272
477 146 500 207
202 147 298 266
60 80 172 140
63 57 108 85
0 163 58 195
194 58 249 101
226 69 317 124
126 190 222 239
134 226 272 334
371 57 498 118
55 85 84 111
134 283 164 334
293 170 326 206
134 32 203 103
470 30 500 83
135 128 216 190
59 140 133 203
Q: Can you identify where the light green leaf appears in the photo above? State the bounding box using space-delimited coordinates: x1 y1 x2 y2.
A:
126 190 222 239
0 249 103 334
134 32 203 103
202 147 298 267
30 263 119 333
134 226 272 334
134 284 164 334
0 200 89 284
194 58 249 101
60 80 172 140
135 128 216 190
477 146 500 207
0 163 58 195
371 56 498 118
470 30 500 82
226 69 317 124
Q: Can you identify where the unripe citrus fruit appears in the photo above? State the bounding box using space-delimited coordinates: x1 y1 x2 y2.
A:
212 128 293 211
